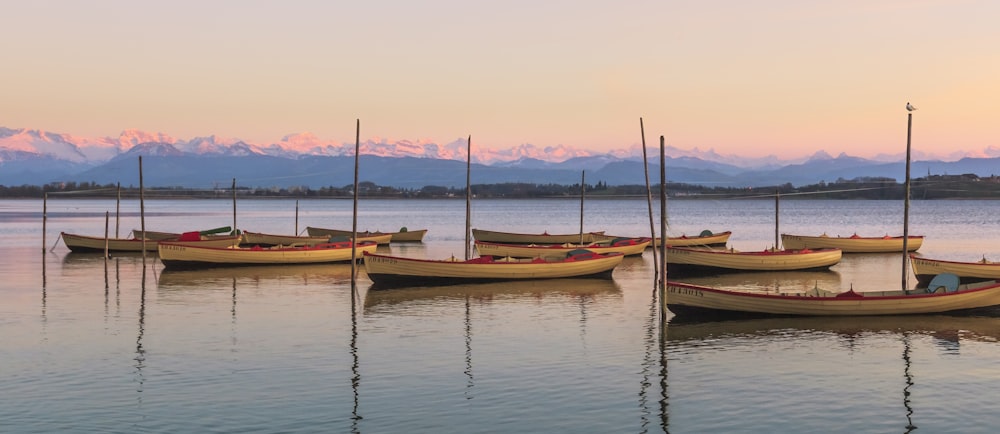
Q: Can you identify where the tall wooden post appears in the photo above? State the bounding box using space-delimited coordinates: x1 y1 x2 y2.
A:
902 112 913 290
232 178 237 235
658 136 667 323
465 135 472 260
351 119 360 289
640 118 658 270
42 192 47 254
295 200 299 235
116 182 121 238
139 156 146 265
579 171 586 244
774 190 780 251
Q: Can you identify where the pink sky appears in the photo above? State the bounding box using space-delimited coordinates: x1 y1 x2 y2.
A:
2 1 997 161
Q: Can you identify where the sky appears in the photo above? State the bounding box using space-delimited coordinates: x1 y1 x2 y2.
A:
3 0 998 160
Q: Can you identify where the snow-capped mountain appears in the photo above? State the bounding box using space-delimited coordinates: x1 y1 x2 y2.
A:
3 125 999 189
0 126 779 167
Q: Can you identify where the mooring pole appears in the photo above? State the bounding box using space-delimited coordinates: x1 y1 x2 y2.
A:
659 135 667 323
902 111 913 291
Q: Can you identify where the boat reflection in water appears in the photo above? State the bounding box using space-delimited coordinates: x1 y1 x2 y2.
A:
157 263 357 290
665 313 1000 346
364 278 622 313
670 269 843 295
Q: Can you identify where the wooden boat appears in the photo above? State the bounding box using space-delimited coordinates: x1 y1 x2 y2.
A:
305 226 427 243
665 275 1000 317
666 246 842 275
363 249 624 288
655 230 731 248
158 239 378 269
242 231 330 246
133 226 233 241
61 231 242 253
474 237 651 259
471 228 607 244
240 230 390 247
910 254 1000 286
781 233 923 253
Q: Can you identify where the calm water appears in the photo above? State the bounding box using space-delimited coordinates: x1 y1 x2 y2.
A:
4 197 1000 433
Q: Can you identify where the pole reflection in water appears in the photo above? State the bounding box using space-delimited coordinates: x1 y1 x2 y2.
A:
638 284 663 433
40 252 47 339
350 277 362 432
902 332 916 433
231 277 237 348
464 294 474 400
135 267 147 410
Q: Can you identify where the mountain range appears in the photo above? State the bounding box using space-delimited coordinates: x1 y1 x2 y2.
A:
2 126 998 189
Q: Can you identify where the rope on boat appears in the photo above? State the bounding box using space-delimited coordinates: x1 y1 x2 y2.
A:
49 233 62 252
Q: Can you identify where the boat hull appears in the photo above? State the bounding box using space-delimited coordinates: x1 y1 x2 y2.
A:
158 240 378 269
666 247 842 275
910 255 1000 286
781 233 923 253
363 251 623 288
666 280 1000 317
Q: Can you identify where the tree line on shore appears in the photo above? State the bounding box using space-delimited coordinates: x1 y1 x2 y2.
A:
3 174 999 200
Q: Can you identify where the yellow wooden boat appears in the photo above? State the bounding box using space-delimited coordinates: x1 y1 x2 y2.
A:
781 233 923 253
666 246 842 275
665 277 1000 317
305 226 427 243
471 228 607 244
655 230 731 248
910 254 1000 286
474 237 651 259
158 239 378 269
363 249 624 288
61 232 242 253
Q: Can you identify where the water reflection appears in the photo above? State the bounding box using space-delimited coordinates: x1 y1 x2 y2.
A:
665 312 1000 344
665 312 1000 432
363 278 623 313
156 263 357 290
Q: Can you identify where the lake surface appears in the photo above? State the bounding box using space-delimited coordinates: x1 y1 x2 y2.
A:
4 197 1000 433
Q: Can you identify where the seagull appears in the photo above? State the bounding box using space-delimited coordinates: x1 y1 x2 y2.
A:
906 102 917 111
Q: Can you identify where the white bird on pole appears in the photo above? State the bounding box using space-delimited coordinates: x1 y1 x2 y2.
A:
906 102 917 111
